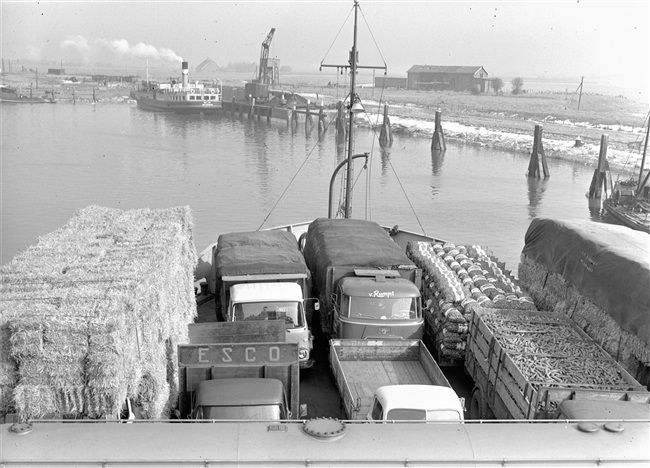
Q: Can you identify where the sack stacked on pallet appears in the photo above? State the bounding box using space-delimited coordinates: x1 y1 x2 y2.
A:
407 241 535 362
0 205 197 421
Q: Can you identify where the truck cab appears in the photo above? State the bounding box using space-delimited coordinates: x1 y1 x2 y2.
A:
192 378 290 420
333 273 423 339
367 385 465 422
227 282 314 368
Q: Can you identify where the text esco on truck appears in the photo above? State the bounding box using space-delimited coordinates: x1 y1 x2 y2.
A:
227 283 314 368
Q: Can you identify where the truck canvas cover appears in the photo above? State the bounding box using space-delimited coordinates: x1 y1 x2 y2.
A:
215 230 309 277
521 218 649 345
304 218 415 294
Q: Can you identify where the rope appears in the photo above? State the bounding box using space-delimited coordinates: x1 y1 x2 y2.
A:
257 111 339 230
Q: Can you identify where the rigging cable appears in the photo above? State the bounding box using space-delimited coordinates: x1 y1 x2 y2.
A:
257 109 342 230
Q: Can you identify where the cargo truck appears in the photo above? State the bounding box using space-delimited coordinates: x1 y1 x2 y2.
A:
465 308 650 420
302 218 423 340
210 230 315 368
330 339 464 420
179 321 302 420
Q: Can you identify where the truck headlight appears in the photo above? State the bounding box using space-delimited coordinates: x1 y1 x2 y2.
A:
298 349 309 360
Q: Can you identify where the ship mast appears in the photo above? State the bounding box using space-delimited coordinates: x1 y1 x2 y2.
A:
320 0 386 219
343 1 360 219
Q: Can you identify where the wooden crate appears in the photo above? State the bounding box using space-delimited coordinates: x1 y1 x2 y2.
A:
466 308 650 419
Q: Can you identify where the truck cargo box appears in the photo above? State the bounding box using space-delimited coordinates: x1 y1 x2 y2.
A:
465 308 650 420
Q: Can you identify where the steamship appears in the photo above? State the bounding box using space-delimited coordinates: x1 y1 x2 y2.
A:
131 61 222 114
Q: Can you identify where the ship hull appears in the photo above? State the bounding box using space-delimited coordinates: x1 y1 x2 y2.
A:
133 92 222 114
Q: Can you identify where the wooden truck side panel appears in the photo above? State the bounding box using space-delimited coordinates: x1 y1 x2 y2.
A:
465 308 650 419
179 322 299 419
330 339 450 419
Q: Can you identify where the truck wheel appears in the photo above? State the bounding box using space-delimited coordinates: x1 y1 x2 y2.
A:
469 387 494 420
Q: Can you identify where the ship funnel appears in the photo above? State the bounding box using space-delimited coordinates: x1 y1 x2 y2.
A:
181 61 189 88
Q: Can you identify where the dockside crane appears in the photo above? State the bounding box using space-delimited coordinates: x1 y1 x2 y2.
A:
258 28 276 85
246 28 278 100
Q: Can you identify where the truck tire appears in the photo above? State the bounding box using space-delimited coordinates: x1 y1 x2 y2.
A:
469 387 494 420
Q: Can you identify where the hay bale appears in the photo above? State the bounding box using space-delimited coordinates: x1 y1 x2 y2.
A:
0 205 197 420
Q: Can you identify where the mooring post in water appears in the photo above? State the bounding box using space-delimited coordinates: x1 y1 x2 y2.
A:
431 109 447 151
335 100 346 145
291 105 299 131
305 100 314 131
379 104 393 147
72 87 76 105
318 105 326 136
588 134 612 198
249 97 255 120
92 88 97 103
232 97 236 116
527 124 550 178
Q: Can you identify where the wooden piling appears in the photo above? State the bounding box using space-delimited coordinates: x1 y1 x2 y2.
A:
318 106 326 136
335 100 346 145
291 105 299 131
305 100 313 131
527 124 550 178
588 134 612 198
379 104 393 147
431 110 446 151
249 97 255 119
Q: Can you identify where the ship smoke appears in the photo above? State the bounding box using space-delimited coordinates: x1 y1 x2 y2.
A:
61 36 182 62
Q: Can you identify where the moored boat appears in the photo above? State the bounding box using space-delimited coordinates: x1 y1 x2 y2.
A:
131 61 222 114
0 84 55 103
603 117 650 234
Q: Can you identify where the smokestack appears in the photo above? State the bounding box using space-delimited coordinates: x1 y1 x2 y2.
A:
181 61 189 88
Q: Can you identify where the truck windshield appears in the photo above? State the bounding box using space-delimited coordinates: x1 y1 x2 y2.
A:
198 405 283 420
346 297 420 320
232 301 304 328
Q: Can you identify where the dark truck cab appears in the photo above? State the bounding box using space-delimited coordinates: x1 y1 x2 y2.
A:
192 378 290 420
335 273 422 339
302 218 423 340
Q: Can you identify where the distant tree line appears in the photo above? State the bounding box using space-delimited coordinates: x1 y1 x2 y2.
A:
489 77 524 95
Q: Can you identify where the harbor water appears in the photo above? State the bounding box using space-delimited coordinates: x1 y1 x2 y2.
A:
1 102 606 273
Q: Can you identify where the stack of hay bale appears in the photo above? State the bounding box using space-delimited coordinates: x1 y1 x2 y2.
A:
0 205 197 421
407 240 536 363
518 218 650 389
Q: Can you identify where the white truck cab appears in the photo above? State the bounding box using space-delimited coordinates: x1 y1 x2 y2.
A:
367 385 465 421
228 282 314 368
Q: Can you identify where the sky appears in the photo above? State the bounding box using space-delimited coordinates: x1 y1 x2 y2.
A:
1 0 649 87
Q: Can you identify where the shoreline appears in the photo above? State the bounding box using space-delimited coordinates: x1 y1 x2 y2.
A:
3 71 647 177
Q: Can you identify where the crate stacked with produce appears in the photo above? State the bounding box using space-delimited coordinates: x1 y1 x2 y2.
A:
0 205 197 421
519 218 650 390
406 241 536 364
467 308 650 419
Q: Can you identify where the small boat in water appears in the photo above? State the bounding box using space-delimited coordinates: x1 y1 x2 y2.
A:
131 61 222 114
603 117 650 234
0 84 55 103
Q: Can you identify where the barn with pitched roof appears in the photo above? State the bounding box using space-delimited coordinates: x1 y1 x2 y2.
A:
406 65 490 92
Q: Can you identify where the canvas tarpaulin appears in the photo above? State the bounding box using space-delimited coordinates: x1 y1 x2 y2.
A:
214 230 309 278
303 218 415 296
521 218 650 345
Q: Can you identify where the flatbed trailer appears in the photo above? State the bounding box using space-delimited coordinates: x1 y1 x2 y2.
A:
329 339 454 420
465 308 650 419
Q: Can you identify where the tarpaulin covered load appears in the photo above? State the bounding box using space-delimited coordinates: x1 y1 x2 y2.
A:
521 218 650 345
303 218 415 294
214 230 309 278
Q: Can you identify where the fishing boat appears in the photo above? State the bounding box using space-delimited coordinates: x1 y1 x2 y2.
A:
602 116 650 234
131 61 222 114
0 84 55 103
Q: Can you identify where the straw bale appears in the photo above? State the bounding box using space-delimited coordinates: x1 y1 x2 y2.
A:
0 205 197 420
519 255 650 389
